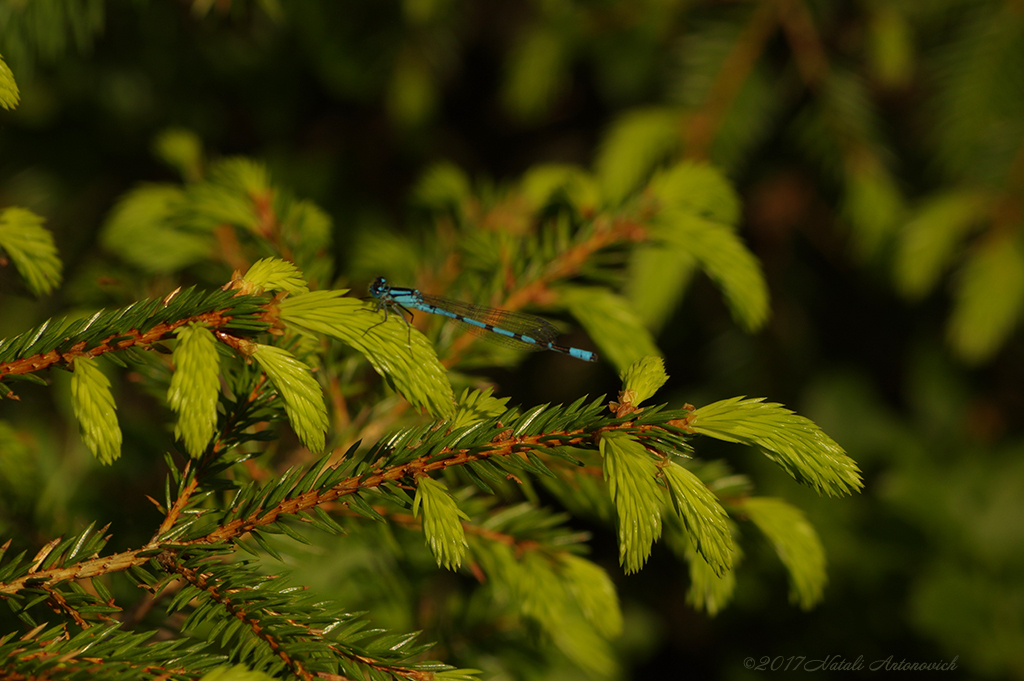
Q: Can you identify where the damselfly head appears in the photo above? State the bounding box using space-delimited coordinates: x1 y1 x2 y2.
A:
369 277 388 298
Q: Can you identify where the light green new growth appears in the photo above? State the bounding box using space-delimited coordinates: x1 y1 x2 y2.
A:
185 158 271 234
656 213 768 332
100 185 210 274
620 356 669 405
561 553 623 638
242 258 309 295
516 551 617 675
412 162 472 212
251 344 328 453
599 430 663 574
467 538 618 673
681 528 740 617
842 162 904 259
685 396 862 496
71 356 122 465
153 127 204 182
0 53 18 109
502 26 567 122
0 207 63 296
742 497 827 609
596 107 681 203
662 462 734 574
520 164 600 212
947 231 1024 364
279 289 455 418
413 476 469 571
649 161 741 226
895 190 988 300
625 244 697 332
629 161 768 333
562 286 660 371
450 388 510 430
169 324 221 458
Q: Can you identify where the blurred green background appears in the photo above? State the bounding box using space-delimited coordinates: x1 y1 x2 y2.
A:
2 1 1023 679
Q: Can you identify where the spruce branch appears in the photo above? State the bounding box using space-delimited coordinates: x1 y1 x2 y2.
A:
0 287 269 384
0 367 857 679
157 552 315 680
0 249 859 678
0 622 226 680
683 0 778 159
0 393 686 587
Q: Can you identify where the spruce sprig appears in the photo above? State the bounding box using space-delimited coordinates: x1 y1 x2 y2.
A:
0 258 860 680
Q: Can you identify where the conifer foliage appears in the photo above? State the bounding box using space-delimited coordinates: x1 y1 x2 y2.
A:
0 185 860 679
0 5 868 680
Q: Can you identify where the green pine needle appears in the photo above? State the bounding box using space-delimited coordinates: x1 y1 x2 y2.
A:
562 287 661 372
169 324 221 458
279 290 455 418
251 343 328 453
947 231 1024 364
561 554 623 638
599 431 663 574
676 524 740 617
895 190 988 300
658 211 768 332
242 258 309 295
685 396 862 497
662 462 735 574
620 356 669 405
520 164 599 212
502 26 568 122
0 207 63 296
70 356 122 464
100 184 211 273
434 670 484 681
742 497 827 609
450 387 511 430
595 107 681 203
413 476 469 571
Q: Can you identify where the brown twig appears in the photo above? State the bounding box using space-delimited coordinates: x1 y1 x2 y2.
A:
0 308 248 380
